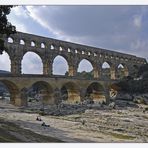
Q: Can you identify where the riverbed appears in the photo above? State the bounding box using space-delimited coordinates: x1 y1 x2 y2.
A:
0 100 148 142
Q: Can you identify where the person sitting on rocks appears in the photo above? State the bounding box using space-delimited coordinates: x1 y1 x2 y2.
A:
36 116 42 121
41 122 50 127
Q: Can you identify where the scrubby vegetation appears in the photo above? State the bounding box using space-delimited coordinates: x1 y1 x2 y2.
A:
114 64 148 94
0 6 16 54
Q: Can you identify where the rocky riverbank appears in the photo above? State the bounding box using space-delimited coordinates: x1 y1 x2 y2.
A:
24 93 148 116
0 100 148 142
0 118 63 142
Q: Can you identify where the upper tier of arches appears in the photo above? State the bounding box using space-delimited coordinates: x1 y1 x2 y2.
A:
4 32 146 66
1 32 147 79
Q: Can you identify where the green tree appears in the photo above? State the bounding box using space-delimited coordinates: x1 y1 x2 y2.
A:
0 5 16 54
137 64 148 77
142 71 148 79
115 63 148 94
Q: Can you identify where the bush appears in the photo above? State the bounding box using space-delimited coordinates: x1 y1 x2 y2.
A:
28 99 32 102
75 101 79 104
39 111 47 116
102 101 106 105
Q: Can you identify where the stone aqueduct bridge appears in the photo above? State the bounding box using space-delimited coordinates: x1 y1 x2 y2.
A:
0 32 147 106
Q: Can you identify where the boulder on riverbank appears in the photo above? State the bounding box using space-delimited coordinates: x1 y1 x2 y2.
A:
133 94 148 105
116 93 133 101
114 92 148 108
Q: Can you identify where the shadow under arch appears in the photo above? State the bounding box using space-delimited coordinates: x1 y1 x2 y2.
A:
86 82 106 103
61 82 80 103
0 80 19 105
28 81 54 106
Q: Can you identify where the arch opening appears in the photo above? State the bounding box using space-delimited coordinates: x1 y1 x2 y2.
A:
82 51 85 55
31 41 35 47
8 37 13 43
0 80 19 105
77 59 93 78
94 53 97 57
0 51 11 72
102 62 111 79
52 55 69 75
20 39 25 45
41 43 45 48
85 82 106 103
68 48 71 52
59 46 63 51
61 82 80 103
117 63 129 79
27 81 54 107
22 52 43 74
51 44 54 50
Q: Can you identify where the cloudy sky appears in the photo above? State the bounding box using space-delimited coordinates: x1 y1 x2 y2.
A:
0 6 148 74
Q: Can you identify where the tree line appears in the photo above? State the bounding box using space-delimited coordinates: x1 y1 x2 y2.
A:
115 64 148 94
0 5 16 54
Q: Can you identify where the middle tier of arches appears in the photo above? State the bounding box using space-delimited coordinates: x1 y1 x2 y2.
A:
1 49 130 80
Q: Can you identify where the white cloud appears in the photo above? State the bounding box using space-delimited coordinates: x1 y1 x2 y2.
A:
130 40 142 49
23 6 146 52
130 39 148 60
7 8 28 33
0 52 11 71
12 6 29 18
2 6 148 74
133 15 142 28
15 23 28 32
25 6 62 37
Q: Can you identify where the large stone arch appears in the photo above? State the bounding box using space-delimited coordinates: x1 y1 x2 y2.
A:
51 54 70 75
29 81 54 105
77 57 94 69
60 81 80 103
51 53 70 65
22 49 44 60
77 58 93 71
0 80 23 106
116 63 129 79
21 51 43 74
85 82 106 103
77 58 99 78
101 61 116 79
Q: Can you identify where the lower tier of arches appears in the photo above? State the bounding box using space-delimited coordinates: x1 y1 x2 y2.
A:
0 79 116 107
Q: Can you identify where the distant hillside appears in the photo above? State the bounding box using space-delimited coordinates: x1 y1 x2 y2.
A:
0 70 10 74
